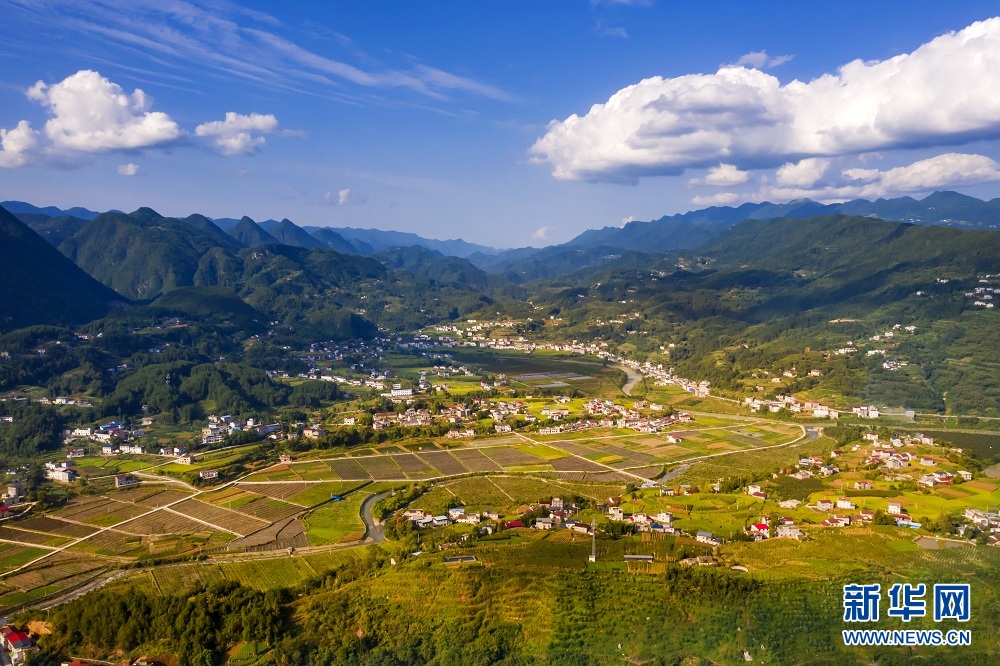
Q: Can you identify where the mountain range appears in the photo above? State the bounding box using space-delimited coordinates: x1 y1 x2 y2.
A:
9 191 1000 270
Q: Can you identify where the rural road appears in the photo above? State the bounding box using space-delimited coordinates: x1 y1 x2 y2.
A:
619 366 644 396
361 491 390 543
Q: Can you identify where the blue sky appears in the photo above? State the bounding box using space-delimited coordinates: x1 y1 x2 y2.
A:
2 1 1000 247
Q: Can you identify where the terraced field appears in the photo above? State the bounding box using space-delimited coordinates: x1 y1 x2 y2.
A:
14 516 98 538
171 500 270 536
117 509 218 536
451 448 503 472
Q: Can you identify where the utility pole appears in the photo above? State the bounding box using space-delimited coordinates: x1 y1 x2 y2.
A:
588 528 596 563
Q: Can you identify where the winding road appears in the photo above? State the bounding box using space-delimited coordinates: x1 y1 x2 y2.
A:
361 491 391 543
619 365 644 396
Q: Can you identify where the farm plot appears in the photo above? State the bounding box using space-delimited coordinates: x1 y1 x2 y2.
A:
628 466 665 480
236 482 313 503
13 516 98 538
418 451 468 476
0 543 51 574
289 461 336 481
451 449 503 473
355 455 404 480
227 516 308 550
549 441 601 458
110 486 167 503
549 457 606 472
302 494 367 545
54 497 149 526
118 509 218 536
135 489 195 507
74 529 144 556
203 489 263 510
235 498 302 523
0 525 68 547
391 453 437 477
489 476 560 504
326 458 371 480
484 447 547 468
171 500 270 536
1 552 106 593
288 481 367 506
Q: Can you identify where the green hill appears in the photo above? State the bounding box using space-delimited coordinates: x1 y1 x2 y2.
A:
0 205 126 331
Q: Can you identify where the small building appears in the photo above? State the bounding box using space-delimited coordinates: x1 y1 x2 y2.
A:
199 469 219 480
114 474 139 488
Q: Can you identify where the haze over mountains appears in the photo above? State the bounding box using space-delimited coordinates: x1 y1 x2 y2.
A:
3 189 1000 337
7 190 1000 264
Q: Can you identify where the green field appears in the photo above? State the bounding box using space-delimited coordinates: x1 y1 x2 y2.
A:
301 493 368 545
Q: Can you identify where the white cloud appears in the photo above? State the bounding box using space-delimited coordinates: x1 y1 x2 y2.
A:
775 158 830 187
532 225 551 241
117 163 139 176
27 70 181 153
691 192 742 207
596 21 629 38
0 120 40 168
690 163 751 186
696 153 1000 207
733 51 794 69
195 112 279 156
532 18 1000 182
621 215 635 227
323 188 367 206
874 153 1000 192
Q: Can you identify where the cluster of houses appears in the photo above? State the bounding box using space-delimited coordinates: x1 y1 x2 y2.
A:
964 508 1000 533
68 420 144 447
965 279 997 308
202 415 281 445
35 395 93 407
44 460 77 483
744 396 841 419
582 398 694 434
403 496 590 534
1 621 36 663
607 504 675 534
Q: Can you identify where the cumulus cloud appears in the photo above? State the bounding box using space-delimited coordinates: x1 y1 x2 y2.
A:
27 70 181 153
689 163 751 186
117 163 139 176
691 192 743 207
195 112 279 156
532 226 551 241
694 153 1000 207
733 51 794 69
323 188 367 206
0 120 40 168
775 158 830 187
532 18 1000 182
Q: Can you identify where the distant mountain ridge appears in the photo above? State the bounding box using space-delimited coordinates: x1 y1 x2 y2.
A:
10 191 1000 278
562 191 1000 255
1 200 108 220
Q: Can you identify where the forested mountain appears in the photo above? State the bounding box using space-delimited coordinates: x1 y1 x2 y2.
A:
312 227 370 255
0 205 126 332
522 215 1000 413
554 191 1000 259
268 219 327 249
14 212 89 246
58 208 242 299
227 216 279 247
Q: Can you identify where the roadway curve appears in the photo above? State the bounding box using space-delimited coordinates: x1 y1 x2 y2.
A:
619 366 644 396
361 491 391 543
